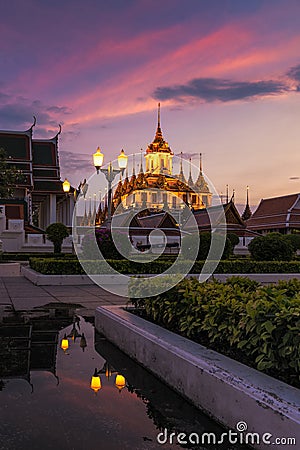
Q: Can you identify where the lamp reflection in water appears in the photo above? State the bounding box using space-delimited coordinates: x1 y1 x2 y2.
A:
90 362 126 394
60 317 87 353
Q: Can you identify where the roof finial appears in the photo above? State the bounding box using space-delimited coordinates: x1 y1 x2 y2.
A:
132 154 136 176
139 148 144 173
200 153 203 174
242 185 252 220
188 157 194 187
158 102 161 128
26 115 37 135
154 103 163 141
226 184 229 203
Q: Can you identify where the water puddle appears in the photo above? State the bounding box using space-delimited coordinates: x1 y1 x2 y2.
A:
0 304 249 450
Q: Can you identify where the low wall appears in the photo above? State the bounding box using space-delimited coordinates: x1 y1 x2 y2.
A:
0 263 21 276
95 305 300 450
22 266 300 288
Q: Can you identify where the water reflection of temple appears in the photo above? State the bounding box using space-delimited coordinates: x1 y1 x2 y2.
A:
0 304 79 391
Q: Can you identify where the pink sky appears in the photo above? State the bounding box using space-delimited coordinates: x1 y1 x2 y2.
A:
1 0 300 209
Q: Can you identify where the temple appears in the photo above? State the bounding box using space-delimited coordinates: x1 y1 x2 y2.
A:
110 103 212 221
0 119 73 252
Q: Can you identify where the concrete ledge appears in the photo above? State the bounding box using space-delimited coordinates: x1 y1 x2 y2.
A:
21 266 300 287
0 262 21 276
21 266 129 287
95 305 300 450
21 266 93 285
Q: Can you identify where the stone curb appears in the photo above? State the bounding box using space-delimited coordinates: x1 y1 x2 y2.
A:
21 266 300 287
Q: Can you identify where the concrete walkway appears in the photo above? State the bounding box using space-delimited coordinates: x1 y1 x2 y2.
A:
0 275 127 317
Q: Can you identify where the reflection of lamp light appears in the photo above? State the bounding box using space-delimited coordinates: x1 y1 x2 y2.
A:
61 334 69 352
91 369 102 393
115 374 126 392
90 364 126 393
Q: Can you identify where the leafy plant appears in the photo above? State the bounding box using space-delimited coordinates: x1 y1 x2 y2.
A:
248 232 294 261
45 222 69 254
0 148 26 198
130 276 300 387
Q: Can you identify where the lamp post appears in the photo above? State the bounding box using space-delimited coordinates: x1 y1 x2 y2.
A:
93 147 128 228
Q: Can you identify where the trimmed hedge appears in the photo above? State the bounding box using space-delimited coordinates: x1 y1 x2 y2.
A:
29 257 300 275
130 276 300 387
0 253 77 261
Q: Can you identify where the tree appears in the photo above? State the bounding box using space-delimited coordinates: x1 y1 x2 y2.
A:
0 148 25 198
45 223 69 254
248 232 294 261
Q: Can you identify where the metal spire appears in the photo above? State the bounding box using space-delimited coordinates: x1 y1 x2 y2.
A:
188 157 194 187
139 148 144 173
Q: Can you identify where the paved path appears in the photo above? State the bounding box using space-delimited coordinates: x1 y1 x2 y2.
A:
0 275 128 317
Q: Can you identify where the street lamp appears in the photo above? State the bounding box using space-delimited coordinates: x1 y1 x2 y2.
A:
62 178 71 194
93 147 128 227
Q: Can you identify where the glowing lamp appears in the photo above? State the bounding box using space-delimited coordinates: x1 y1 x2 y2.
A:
93 147 104 172
61 334 69 352
115 374 126 392
62 178 71 193
91 369 101 393
117 149 128 169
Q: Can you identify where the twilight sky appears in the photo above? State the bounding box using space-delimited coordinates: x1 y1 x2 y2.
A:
1 0 300 209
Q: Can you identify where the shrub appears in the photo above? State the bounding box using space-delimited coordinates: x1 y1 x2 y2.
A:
248 233 294 261
45 223 69 254
130 276 300 387
181 232 232 260
81 228 131 260
283 233 300 252
227 233 240 249
29 258 300 275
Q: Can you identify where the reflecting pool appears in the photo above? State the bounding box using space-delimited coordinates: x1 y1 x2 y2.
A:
0 305 249 450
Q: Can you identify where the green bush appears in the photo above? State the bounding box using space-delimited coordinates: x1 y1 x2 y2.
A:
248 233 294 261
29 257 300 275
283 233 300 252
181 232 232 260
130 276 300 387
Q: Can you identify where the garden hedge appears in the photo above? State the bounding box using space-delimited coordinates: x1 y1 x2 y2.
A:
29 257 300 275
130 276 300 387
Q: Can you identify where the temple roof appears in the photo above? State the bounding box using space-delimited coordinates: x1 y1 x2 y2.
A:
146 103 173 155
246 193 300 231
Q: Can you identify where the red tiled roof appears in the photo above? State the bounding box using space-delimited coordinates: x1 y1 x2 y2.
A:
247 193 300 230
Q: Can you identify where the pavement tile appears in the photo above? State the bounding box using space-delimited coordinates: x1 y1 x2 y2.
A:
7 291 52 298
11 297 61 310
54 296 100 303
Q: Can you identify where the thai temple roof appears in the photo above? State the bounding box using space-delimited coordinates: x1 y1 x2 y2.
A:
146 103 173 155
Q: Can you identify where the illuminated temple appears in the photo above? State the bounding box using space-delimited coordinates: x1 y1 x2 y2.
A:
108 104 212 220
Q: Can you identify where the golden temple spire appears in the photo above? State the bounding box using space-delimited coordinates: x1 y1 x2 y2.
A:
154 102 163 141
200 153 203 175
